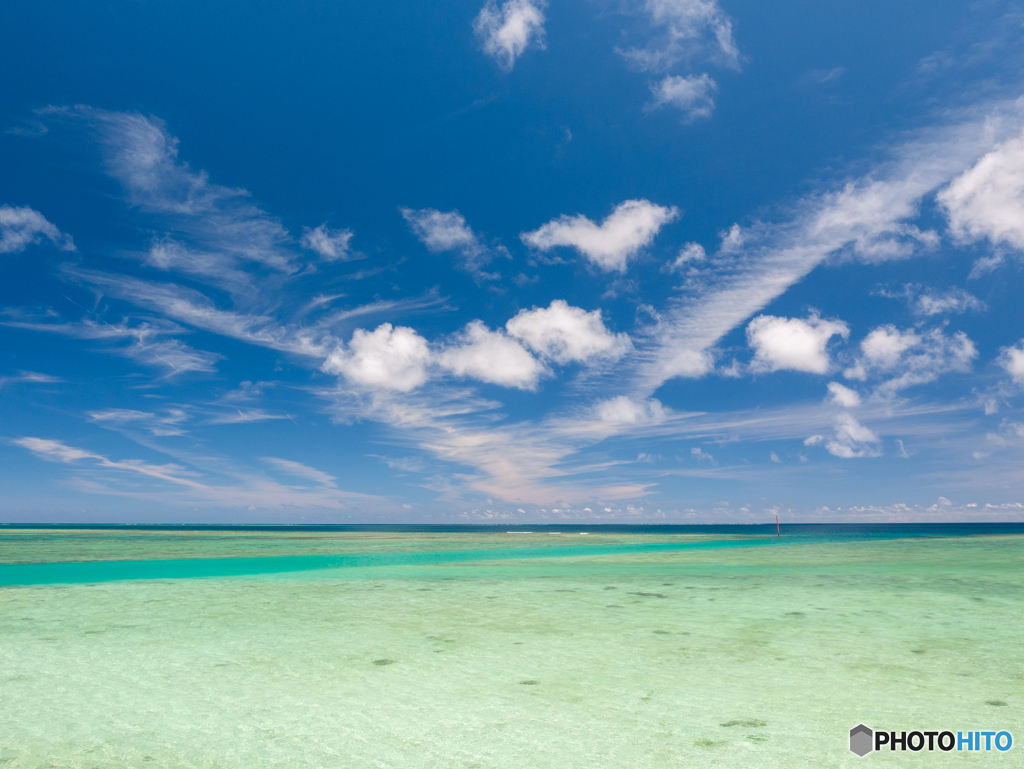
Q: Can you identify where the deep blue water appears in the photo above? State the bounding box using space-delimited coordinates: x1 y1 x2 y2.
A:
4 522 1024 536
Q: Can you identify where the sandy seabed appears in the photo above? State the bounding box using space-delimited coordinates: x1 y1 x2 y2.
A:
1 529 1021 767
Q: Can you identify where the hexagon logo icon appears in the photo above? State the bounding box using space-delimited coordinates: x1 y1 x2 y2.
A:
850 724 874 756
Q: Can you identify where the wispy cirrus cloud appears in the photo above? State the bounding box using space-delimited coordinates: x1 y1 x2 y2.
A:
2 315 220 376
261 457 337 487
0 371 64 388
627 103 1014 394
14 436 379 510
88 408 190 436
0 205 75 254
42 106 298 294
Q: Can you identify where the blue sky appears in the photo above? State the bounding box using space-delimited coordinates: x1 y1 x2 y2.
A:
3 0 1024 523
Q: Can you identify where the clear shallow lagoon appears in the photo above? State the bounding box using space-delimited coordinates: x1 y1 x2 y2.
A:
1 525 1022 767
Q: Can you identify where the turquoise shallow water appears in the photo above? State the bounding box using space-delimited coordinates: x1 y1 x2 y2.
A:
1 527 1022 767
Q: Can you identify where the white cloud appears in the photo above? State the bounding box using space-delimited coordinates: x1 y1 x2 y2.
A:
649 74 717 120
718 223 744 253
301 223 354 261
52 108 296 293
844 325 977 393
438 321 544 390
400 207 497 278
322 323 431 392
595 396 668 426
913 286 985 316
825 414 880 458
0 205 75 254
89 408 190 437
65 266 445 361
15 436 379 510
746 314 849 374
261 457 337 487
0 371 63 388
520 199 678 272
665 242 706 272
205 409 291 425
998 342 1024 384
770 451 782 463
401 207 478 252
15 437 97 464
14 437 207 488
122 338 221 375
691 446 715 464
804 435 824 446
938 128 1024 251
858 326 920 370
621 0 740 73
2 315 220 376
369 455 426 473
827 381 861 408
505 300 631 363
629 107 1008 394
473 0 547 71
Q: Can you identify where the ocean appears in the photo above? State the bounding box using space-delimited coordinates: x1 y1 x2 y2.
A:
1 524 1021 767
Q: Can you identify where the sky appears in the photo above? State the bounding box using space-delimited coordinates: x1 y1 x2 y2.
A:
3 0 1024 523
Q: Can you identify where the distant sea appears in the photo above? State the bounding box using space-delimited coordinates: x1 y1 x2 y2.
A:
1 523 1021 767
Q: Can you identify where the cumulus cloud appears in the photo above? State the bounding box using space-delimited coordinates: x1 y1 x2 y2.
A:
400 207 498 279
520 199 678 272
825 414 880 458
998 342 1024 384
938 128 1024 251
844 325 977 393
301 223 354 261
0 205 75 254
438 321 544 390
505 300 630 363
853 326 921 372
322 323 431 392
827 381 861 408
621 0 740 73
648 73 717 120
595 396 668 425
746 314 850 374
629 107 1004 392
473 0 547 71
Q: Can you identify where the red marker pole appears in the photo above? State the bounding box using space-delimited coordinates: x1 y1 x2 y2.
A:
775 514 780 537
